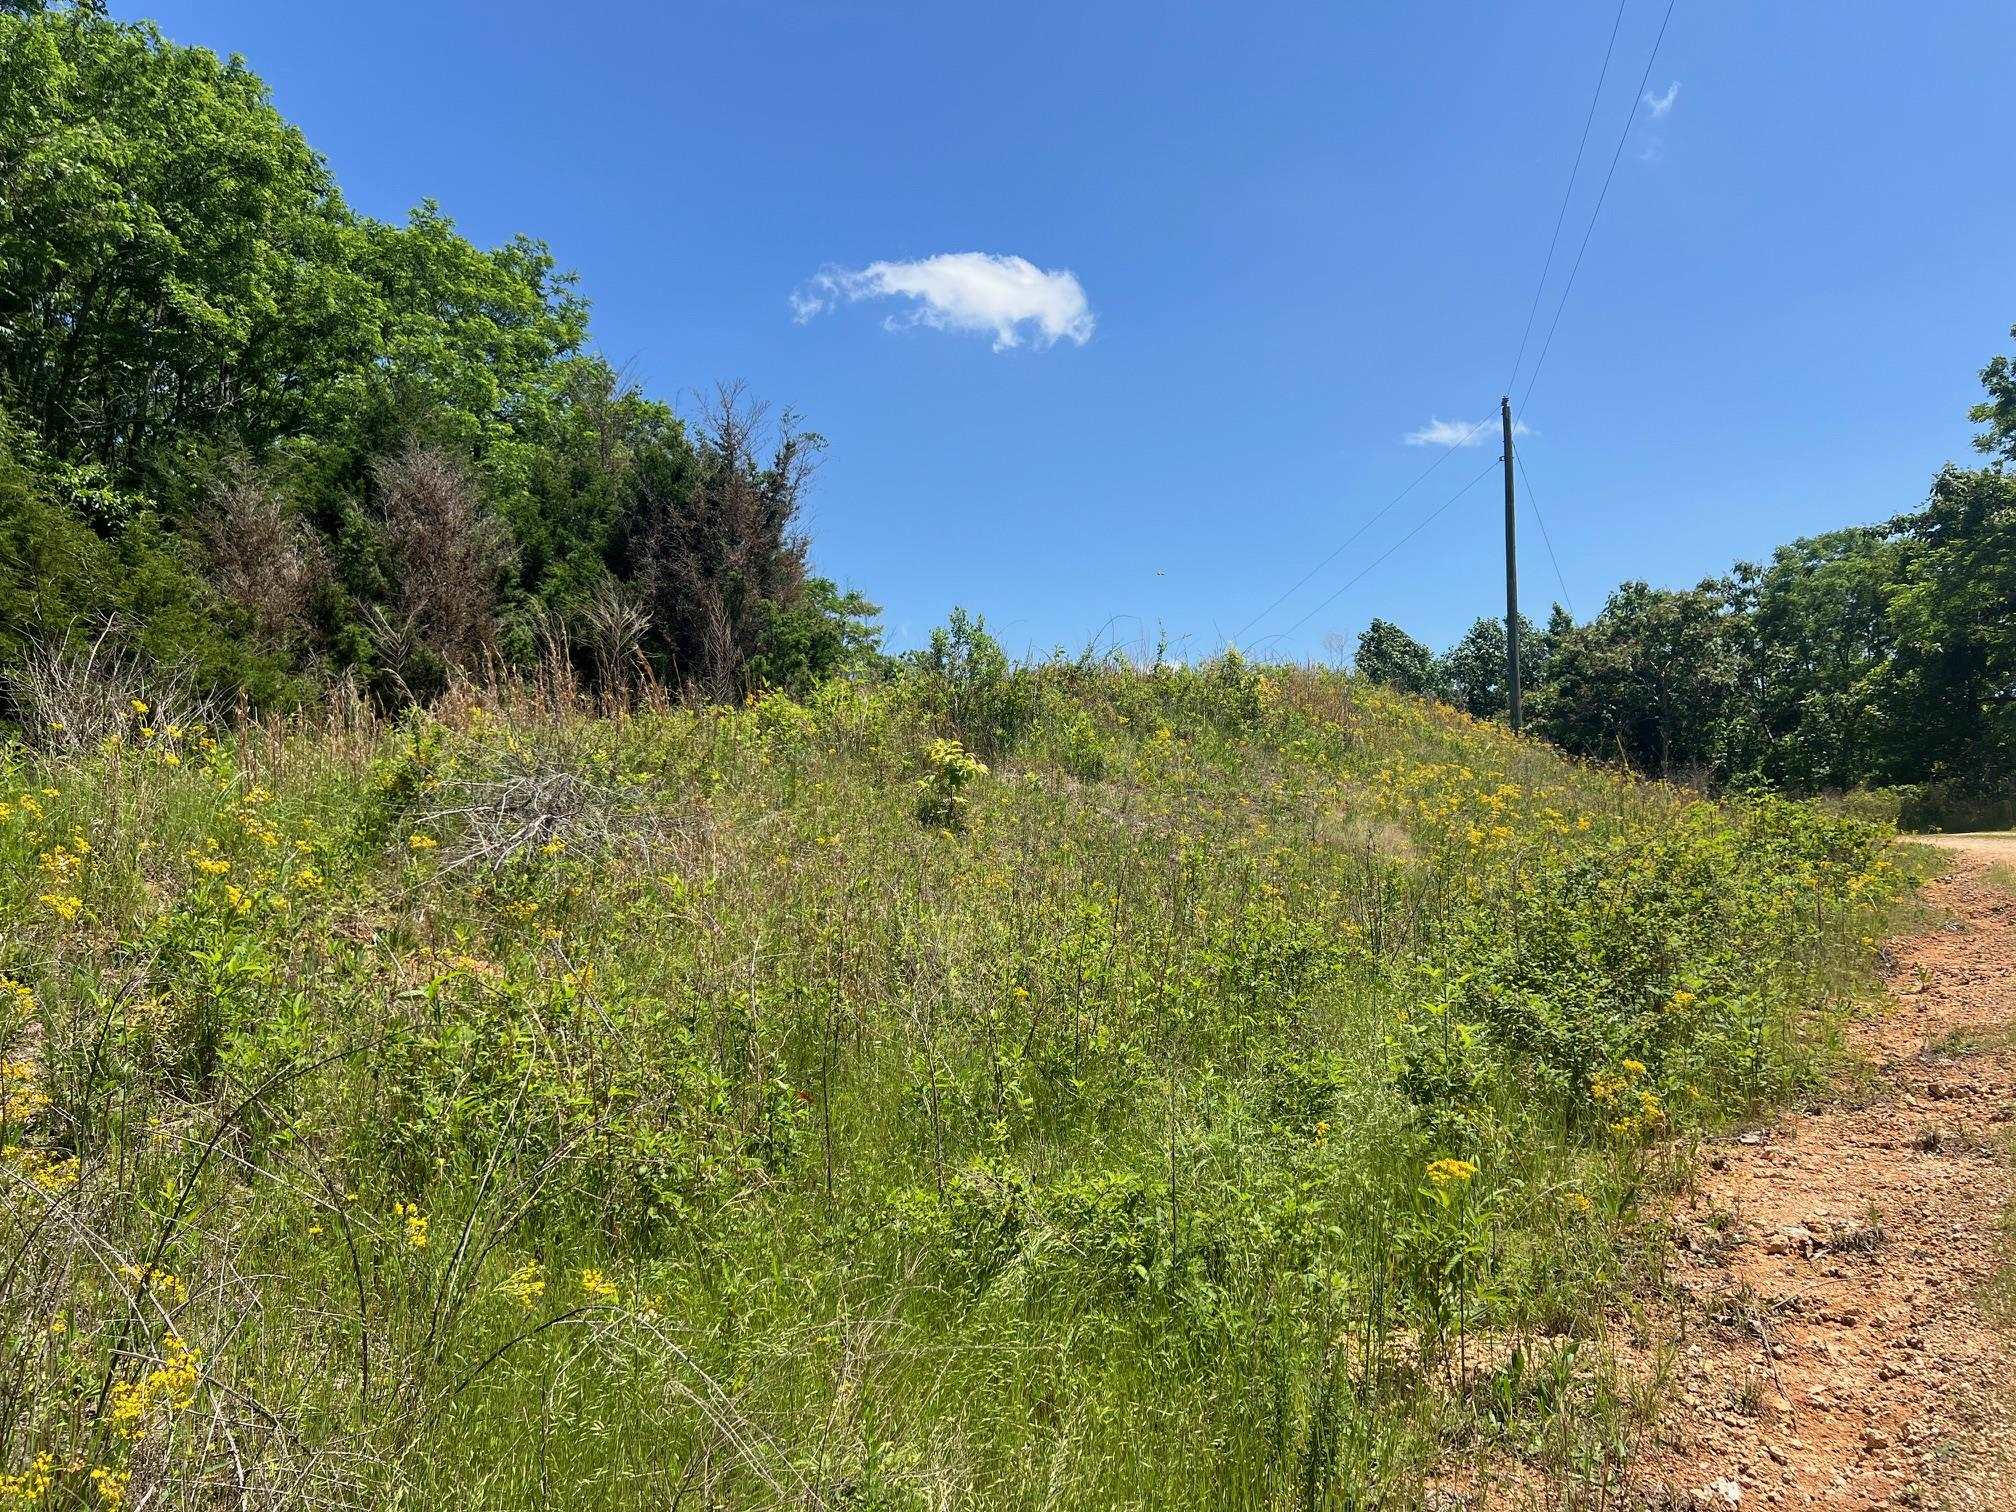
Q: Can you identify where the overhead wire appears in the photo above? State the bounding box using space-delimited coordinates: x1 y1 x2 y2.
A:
1512 445 1575 617
1228 0 1680 648
1517 0 1679 413
1506 0 1632 397
1268 454 1504 645
1225 410 1496 647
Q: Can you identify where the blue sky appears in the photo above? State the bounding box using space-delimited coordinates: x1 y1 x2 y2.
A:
135 0 2014 660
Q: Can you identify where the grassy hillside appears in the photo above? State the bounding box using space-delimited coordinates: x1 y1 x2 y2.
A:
0 661 1902 1507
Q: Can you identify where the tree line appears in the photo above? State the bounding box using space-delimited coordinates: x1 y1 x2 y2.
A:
1351 340 2016 823
0 2 880 714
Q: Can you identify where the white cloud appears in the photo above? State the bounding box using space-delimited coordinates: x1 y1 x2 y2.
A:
791 252 1094 351
1404 415 1529 448
1643 81 1680 119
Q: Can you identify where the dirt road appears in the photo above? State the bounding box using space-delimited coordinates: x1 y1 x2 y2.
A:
1630 846 2016 1507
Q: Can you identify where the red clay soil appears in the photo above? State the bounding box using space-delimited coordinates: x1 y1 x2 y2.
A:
1625 839 2016 1509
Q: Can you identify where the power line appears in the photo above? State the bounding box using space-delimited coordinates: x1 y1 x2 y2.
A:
1270 454 1503 645
1506 0 1631 397
1230 1 1675 657
1518 0 1679 413
1513 446 1575 617
1226 410 1497 646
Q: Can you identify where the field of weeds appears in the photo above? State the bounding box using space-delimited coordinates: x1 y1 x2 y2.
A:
0 657 1904 1507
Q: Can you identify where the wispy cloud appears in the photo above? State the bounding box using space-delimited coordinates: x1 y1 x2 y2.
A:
791 252 1094 351
1404 415 1529 449
1642 81 1680 119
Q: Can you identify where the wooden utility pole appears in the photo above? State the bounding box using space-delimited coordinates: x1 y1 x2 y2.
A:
1501 395 1523 733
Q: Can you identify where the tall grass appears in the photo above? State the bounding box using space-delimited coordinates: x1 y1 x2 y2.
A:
0 659 1902 1507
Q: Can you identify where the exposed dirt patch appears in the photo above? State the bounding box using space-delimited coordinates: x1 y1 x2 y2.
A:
1626 855 2016 1508
1911 832 2016 865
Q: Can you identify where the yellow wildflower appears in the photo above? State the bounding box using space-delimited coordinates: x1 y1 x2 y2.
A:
580 1268 619 1302
497 1262 547 1310
1425 1157 1478 1187
119 1263 189 1305
0 1454 54 1504
5 1146 78 1192
106 1333 200 1438
393 1202 429 1249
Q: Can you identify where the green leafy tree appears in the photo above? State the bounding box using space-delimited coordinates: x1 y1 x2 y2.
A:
0 7 364 491
1354 618 1438 695
1878 465 2016 791
1534 581 1740 778
905 606 1033 757
1969 322 2016 465
747 578 884 696
1720 528 1898 791
1434 614 1543 721
0 6 872 710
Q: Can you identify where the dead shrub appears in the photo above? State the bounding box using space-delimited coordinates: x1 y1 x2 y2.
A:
373 443 516 671
1 628 218 754
409 743 677 873
199 466 324 638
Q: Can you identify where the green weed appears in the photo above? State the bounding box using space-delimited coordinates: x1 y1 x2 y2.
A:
0 666 1904 1507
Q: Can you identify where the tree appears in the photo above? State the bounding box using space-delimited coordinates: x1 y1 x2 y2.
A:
626 386 819 699
0 6 875 711
1354 618 1437 695
198 465 325 641
747 578 884 696
1718 528 1898 791
1879 465 2016 791
1534 581 1739 778
1970 323 2016 466
1434 613 1543 721
0 8 364 489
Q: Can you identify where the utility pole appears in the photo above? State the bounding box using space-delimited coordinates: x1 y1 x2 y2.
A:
1501 395 1522 734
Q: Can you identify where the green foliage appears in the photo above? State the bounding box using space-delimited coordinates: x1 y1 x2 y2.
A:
1534 579 1740 778
1518 460 2015 804
914 735 987 828
0 6 867 715
1434 613 1543 721
1353 324 2016 812
1354 617 1438 695
0 666 1904 1506
1970 321 2016 464
905 606 1036 758
0 409 304 704
744 578 885 696
0 6 356 488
